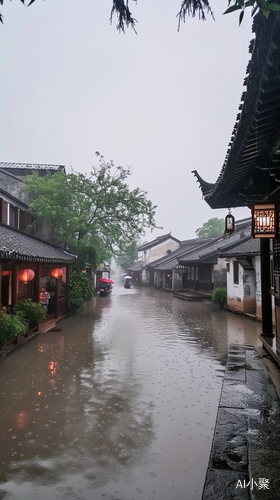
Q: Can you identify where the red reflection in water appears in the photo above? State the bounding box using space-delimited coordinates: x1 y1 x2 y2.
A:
48 360 57 375
15 411 29 429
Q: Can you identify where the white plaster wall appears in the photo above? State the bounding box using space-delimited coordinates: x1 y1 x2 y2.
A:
243 269 256 313
140 239 180 265
227 259 244 313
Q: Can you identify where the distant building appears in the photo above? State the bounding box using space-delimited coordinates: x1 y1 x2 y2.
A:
137 233 180 286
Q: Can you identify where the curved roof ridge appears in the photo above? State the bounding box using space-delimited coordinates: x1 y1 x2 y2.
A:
192 170 216 196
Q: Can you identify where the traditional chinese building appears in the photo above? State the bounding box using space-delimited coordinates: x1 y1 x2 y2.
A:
0 162 76 318
193 11 280 365
0 223 76 318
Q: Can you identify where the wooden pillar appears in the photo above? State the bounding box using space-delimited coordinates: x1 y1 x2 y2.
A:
55 278 59 319
12 262 18 308
260 238 273 336
34 264 41 303
66 265 70 305
0 262 2 310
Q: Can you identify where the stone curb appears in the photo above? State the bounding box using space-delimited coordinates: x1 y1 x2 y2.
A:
201 344 280 500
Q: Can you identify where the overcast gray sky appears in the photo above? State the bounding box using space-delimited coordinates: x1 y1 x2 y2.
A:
1 0 253 241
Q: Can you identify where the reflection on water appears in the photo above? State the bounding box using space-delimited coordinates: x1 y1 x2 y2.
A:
0 283 261 500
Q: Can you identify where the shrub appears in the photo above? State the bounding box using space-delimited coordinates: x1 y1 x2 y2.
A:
0 310 28 348
69 273 94 314
14 299 47 325
211 287 227 305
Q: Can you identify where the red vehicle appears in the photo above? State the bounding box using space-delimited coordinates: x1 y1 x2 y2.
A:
98 278 114 297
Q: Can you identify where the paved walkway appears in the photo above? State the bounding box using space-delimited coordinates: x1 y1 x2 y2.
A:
202 344 280 500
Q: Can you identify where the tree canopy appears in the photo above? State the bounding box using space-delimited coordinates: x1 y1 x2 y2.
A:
115 239 139 271
1 0 279 29
195 217 224 237
24 153 161 270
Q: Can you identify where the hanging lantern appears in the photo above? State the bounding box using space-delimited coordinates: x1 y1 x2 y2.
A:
18 268 35 283
252 203 277 238
1 271 10 277
51 268 63 279
82 270 86 274
225 211 235 234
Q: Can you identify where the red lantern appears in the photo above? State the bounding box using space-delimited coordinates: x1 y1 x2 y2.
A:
18 269 35 283
51 268 63 279
1 271 10 277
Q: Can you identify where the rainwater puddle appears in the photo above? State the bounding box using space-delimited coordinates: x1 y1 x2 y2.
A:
0 283 261 500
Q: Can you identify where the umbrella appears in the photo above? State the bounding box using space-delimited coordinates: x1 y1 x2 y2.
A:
98 278 114 284
124 276 132 279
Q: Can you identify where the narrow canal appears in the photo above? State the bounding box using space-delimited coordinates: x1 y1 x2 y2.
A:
0 283 261 500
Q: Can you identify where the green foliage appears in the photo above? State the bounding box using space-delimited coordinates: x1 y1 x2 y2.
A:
24 171 72 244
195 217 224 238
0 310 28 347
115 239 139 270
24 153 160 269
0 0 275 30
68 273 94 314
223 0 280 23
211 287 227 305
14 299 47 325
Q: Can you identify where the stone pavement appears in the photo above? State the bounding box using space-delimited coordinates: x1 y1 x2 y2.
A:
202 344 280 500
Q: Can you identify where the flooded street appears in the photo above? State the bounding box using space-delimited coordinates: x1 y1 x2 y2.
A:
0 283 262 500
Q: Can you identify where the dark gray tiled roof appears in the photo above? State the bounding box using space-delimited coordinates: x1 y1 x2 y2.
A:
178 230 252 264
150 238 216 271
138 233 180 251
127 261 143 272
0 224 76 264
219 237 260 257
0 162 65 171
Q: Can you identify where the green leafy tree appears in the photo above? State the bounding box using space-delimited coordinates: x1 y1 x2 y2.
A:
115 239 139 271
1 0 278 29
24 153 160 269
195 217 224 237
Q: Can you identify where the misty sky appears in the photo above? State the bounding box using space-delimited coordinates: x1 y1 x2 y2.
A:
1 0 253 241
